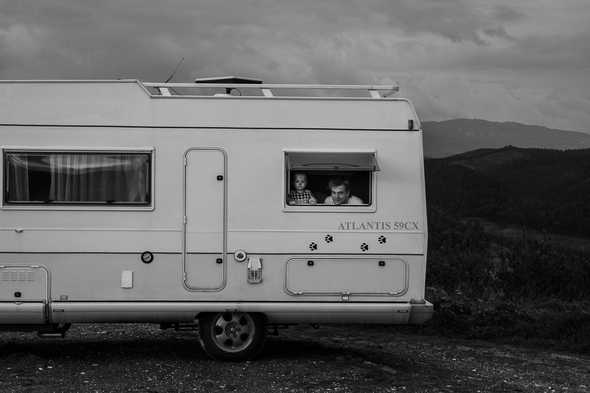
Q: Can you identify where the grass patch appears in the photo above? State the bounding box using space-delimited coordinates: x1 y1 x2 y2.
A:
422 209 590 352
421 295 590 353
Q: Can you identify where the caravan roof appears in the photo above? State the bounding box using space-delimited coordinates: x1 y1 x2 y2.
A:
0 80 420 131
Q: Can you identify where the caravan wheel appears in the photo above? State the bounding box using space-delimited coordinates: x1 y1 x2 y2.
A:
198 312 266 361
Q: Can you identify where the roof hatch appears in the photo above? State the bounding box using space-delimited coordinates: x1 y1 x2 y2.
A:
194 76 263 84
194 76 264 95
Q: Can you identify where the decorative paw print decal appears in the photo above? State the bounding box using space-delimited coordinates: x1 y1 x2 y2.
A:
324 234 334 243
378 235 387 244
360 243 369 252
309 242 318 251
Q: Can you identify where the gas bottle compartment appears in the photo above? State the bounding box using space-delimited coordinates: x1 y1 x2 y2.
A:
285 257 408 297
0 265 49 324
0 265 48 301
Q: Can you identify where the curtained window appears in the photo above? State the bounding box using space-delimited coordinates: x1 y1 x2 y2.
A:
3 151 151 205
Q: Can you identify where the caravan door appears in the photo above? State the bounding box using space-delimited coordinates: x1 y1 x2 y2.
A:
183 148 226 291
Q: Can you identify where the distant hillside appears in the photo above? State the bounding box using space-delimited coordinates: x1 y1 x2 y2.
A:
423 119 590 158
425 146 590 237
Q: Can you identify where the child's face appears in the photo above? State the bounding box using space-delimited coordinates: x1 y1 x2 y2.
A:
294 174 307 191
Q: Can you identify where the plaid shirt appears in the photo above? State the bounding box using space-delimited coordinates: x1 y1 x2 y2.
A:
288 189 315 204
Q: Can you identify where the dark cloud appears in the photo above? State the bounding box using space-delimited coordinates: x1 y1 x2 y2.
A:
0 0 279 79
0 0 588 131
483 26 515 41
374 0 492 45
493 5 525 22
0 0 519 80
457 30 590 71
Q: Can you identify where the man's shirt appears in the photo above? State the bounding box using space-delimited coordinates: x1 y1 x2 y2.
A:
323 195 364 205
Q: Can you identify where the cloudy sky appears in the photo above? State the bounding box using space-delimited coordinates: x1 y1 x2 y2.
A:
1 0 589 131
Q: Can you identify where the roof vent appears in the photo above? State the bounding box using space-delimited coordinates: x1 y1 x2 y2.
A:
195 76 263 95
194 76 263 84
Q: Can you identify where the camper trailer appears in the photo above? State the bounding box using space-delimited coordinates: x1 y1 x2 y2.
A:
0 77 432 360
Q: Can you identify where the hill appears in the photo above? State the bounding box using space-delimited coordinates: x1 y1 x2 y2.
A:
425 146 590 237
422 119 590 158
424 146 590 350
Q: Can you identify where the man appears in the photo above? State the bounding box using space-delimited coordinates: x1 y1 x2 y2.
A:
324 178 364 205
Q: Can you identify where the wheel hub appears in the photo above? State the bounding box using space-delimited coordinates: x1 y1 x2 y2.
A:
224 322 241 337
212 312 255 353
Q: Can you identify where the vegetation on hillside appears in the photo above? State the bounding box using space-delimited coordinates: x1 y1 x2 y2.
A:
426 146 590 238
422 147 590 351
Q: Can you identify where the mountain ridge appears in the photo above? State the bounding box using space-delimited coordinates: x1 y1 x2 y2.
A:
422 119 590 158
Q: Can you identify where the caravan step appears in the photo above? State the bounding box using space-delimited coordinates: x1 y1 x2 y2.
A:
159 322 199 332
37 323 71 338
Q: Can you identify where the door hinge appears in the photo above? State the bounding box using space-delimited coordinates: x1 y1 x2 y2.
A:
183 216 187 224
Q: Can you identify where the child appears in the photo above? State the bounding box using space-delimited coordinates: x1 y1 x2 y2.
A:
288 173 317 205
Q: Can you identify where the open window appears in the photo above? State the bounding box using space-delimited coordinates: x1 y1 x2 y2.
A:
2 149 153 209
284 150 379 211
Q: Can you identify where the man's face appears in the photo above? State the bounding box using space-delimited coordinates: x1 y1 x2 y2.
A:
330 184 349 205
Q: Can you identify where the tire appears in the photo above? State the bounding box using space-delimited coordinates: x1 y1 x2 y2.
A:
198 312 266 361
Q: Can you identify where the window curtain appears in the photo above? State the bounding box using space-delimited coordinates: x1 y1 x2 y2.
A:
48 153 148 203
6 154 30 201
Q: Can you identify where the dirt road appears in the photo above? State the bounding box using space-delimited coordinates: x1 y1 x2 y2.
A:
1 324 588 392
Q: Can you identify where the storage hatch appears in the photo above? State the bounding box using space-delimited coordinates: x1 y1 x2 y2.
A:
285 257 407 297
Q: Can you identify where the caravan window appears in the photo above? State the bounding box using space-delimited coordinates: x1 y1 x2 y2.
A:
3 150 151 206
284 151 378 209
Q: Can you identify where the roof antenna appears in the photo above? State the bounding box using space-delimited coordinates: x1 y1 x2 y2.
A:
164 57 185 83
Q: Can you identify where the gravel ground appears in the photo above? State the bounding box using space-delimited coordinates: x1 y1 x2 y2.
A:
0 323 589 393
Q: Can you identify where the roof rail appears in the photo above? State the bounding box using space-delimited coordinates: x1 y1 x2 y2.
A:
141 82 400 99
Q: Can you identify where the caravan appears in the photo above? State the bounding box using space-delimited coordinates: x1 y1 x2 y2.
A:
0 77 432 360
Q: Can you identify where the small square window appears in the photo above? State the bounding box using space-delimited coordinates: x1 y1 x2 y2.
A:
284 150 378 210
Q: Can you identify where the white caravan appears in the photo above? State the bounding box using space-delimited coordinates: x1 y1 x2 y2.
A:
0 77 432 360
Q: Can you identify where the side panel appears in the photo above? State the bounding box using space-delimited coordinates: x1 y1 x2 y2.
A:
0 254 424 302
0 127 426 255
0 303 46 324
0 126 428 314
49 301 417 324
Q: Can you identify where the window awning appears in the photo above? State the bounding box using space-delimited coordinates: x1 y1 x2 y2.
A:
285 151 380 172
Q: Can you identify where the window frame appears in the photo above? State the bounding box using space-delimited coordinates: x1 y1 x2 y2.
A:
282 149 378 213
1 146 155 211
